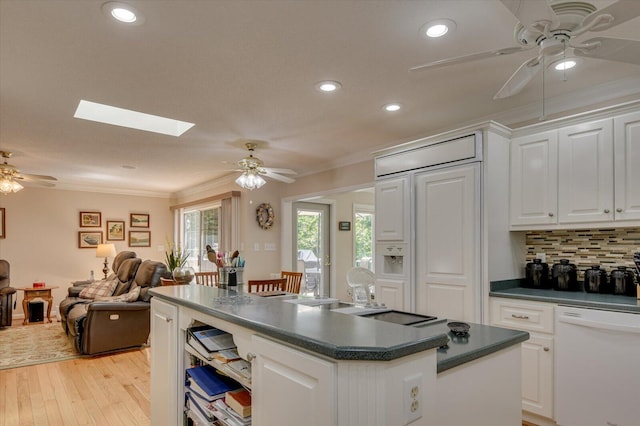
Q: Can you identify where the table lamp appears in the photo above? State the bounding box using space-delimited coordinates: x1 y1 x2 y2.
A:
96 243 117 279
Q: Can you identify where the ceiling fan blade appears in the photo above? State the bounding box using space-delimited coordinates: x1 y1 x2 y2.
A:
582 0 640 32
264 167 297 175
263 170 295 184
574 37 640 65
493 56 542 100
410 46 531 72
17 178 56 188
499 0 557 29
19 173 57 181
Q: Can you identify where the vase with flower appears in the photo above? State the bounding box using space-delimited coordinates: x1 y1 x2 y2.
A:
164 242 194 285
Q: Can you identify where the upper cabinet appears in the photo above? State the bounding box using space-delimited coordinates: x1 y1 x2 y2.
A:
614 111 640 221
375 176 409 241
510 106 640 229
510 131 558 226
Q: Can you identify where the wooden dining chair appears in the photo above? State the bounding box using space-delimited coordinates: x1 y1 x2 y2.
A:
195 271 218 287
281 271 303 293
247 279 286 293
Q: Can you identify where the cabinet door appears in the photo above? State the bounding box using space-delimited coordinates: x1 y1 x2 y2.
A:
374 278 404 310
150 298 179 426
415 164 479 322
614 111 640 221
510 131 558 225
375 176 409 241
558 119 614 223
521 334 554 419
252 335 336 426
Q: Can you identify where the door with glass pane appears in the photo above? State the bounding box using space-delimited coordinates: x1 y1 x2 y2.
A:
293 202 330 297
183 206 220 272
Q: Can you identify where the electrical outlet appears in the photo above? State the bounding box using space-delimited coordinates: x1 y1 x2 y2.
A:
536 252 546 262
403 374 422 424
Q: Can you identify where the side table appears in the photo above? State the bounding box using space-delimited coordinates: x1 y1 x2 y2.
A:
17 286 59 325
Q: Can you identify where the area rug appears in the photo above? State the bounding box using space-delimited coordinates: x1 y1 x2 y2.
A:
0 323 80 370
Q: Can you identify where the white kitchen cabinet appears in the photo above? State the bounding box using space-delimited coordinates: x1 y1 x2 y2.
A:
558 119 614 224
614 111 640 221
251 335 336 426
150 298 179 425
491 298 555 421
510 131 558 226
375 176 409 241
374 278 405 310
415 163 480 322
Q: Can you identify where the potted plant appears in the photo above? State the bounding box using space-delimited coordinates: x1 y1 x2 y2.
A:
164 242 193 284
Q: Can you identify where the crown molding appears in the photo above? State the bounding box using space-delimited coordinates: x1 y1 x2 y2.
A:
46 182 171 198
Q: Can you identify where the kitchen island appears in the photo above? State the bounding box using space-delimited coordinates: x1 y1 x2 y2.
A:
149 285 528 426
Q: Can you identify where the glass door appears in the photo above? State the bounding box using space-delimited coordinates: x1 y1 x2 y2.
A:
293 202 330 297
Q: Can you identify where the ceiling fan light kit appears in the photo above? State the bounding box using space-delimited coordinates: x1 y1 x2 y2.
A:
0 151 57 194
410 0 640 100
234 143 297 190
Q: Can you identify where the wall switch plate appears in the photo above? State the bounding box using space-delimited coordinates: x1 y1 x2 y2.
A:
403 374 422 424
264 243 276 251
536 252 546 262
254 243 260 251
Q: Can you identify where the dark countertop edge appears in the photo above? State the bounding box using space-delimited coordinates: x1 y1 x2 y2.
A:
437 331 529 373
489 282 640 313
151 291 449 361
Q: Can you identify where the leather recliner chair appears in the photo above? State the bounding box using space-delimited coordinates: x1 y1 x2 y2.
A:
65 259 166 355
0 260 16 327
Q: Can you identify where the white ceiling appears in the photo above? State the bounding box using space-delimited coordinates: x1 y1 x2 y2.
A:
1 0 639 196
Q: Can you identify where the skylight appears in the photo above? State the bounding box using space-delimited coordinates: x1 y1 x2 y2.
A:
74 100 194 137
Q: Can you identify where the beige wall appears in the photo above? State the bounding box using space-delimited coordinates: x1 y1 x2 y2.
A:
0 187 172 321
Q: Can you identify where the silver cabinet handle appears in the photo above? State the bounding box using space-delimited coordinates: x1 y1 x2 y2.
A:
543 347 550 352
156 314 172 323
246 353 256 362
511 314 530 320
604 209 610 214
616 208 622 213
548 212 554 217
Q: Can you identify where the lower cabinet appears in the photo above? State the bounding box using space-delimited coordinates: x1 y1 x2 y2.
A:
252 335 336 425
490 298 556 421
150 298 179 425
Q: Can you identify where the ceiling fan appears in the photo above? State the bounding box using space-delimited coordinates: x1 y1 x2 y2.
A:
0 151 57 193
234 143 296 190
410 0 640 99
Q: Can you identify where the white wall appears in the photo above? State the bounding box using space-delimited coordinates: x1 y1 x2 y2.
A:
0 187 172 321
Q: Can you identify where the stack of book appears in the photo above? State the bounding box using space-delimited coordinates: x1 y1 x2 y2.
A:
185 365 243 424
187 325 237 361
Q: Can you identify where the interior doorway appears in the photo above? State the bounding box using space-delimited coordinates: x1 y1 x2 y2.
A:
293 202 330 297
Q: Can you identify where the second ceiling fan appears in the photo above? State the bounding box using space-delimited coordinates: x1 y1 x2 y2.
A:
410 0 640 99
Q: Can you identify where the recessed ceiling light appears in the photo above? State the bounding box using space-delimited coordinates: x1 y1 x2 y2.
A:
384 103 401 112
315 81 342 92
101 2 144 25
554 59 577 71
74 100 194 137
420 19 456 39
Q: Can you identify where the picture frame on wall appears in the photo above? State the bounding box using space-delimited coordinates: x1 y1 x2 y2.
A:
79 231 103 248
130 213 150 228
80 211 101 228
129 230 151 247
106 220 125 241
0 208 5 239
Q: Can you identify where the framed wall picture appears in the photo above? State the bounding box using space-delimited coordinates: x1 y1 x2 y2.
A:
80 211 102 228
129 230 151 247
79 231 103 248
0 208 5 239
106 220 125 241
130 213 150 228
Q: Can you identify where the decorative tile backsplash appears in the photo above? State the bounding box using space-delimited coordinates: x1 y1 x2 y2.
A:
526 228 640 279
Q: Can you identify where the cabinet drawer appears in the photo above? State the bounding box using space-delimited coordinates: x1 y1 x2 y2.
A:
490 298 555 334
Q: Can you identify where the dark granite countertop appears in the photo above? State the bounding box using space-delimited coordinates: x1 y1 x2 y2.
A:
150 285 450 361
415 321 529 373
490 279 640 313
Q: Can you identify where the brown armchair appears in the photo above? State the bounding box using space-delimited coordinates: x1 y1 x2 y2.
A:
63 258 167 355
0 260 16 327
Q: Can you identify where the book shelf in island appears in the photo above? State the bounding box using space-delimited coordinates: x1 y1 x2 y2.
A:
184 323 252 426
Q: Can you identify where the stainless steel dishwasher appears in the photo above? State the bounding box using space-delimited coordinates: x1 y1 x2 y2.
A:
555 305 640 426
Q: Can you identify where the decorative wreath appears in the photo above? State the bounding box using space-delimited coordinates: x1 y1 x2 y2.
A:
256 203 275 230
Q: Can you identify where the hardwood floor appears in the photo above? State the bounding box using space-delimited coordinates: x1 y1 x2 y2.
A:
0 348 151 426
